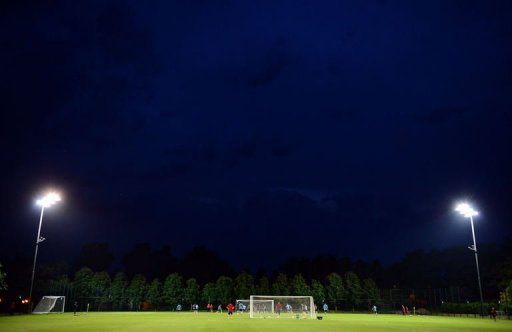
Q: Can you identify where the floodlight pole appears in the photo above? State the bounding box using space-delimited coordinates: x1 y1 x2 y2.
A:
29 206 45 312
469 216 484 317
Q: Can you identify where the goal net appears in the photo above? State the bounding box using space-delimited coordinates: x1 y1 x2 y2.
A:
33 296 65 314
250 295 315 319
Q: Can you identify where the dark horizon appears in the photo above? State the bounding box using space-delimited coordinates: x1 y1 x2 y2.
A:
4 237 509 274
1 1 512 271
2 210 511 273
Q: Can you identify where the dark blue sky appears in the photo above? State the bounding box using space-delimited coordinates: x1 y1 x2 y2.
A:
1 0 511 268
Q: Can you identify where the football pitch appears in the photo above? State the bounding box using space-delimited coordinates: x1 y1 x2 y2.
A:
1 312 511 332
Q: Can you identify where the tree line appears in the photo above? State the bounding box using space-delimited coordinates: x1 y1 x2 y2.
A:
70 240 512 302
1 238 511 312
61 240 512 296
42 267 380 311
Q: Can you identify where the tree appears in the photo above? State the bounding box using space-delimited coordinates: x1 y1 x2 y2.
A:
498 258 512 288
146 278 162 310
311 279 325 304
35 262 69 301
72 243 115 273
345 271 363 310
362 278 381 306
162 273 183 310
291 274 310 296
234 272 254 300
37 261 69 280
0 263 7 291
152 246 178 280
127 274 146 311
38 275 71 301
216 276 233 304
326 273 345 310
122 244 178 280
92 271 111 310
111 272 128 310
184 278 200 307
271 273 290 296
181 246 233 284
123 243 154 278
257 276 270 295
506 280 512 309
73 267 95 301
202 282 217 304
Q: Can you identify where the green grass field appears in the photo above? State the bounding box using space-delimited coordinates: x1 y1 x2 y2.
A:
0 312 510 332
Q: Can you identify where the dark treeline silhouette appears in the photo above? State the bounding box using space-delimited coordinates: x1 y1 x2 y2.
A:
72 243 115 273
64 239 511 298
72 244 234 284
1 238 511 313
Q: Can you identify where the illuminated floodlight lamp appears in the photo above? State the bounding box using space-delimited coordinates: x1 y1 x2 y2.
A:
29 190 63 312
36 192 61 208
453 200 484 316
455 202 478 218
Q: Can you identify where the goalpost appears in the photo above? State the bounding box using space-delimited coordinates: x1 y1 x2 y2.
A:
33 296 65 314
249 295 315 319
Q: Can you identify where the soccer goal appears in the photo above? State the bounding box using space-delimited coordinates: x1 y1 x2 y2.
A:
33 296 65 314
249 295 316 319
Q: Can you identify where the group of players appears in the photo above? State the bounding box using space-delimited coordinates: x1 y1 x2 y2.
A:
183 301 313 317
174 301 380 318
190 301 339 317
238 301 312 317
175 303 237 316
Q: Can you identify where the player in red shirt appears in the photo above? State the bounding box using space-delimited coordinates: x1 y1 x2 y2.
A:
226 303 235 317
275 302 282 317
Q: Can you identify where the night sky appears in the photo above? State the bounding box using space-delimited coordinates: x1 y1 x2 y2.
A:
1 0 511 269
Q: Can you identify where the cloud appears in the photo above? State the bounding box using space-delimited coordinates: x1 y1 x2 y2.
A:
246 51 290 87
416 106 472 124
157 132 300 175
225 132 299 167
0 1 162 157
222 37 290 88
269 187 339 212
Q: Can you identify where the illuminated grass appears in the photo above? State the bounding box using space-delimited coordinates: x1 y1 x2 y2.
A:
1 312 511 331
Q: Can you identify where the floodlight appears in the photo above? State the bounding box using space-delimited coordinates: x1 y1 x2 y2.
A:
36 192 61 208
455 202 478 218
29 190 62 312
453 200 484 317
